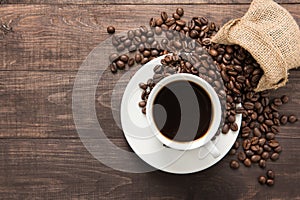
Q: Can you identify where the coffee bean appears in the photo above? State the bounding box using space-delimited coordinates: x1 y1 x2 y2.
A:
251 137 259 145
261 152 270 160
135 53 143 63
245 150 254 157
258 176 267 184
230 123 238 131
176 7 184 17
266 170 275 179
266 132 275 140
253 128 262 137
263 144 272 152
142 107 146 114
230 160 240 169
259 159 266 168
128 58 135 67
139 82 148 90
119 54 129 63
288 115 297 123
243 158 251 167
266 179 274 186
189 30 199 39
244 102 254 110
238 151 246 161
243 139 251 150
107 26 115 34
251 155 261 163
270 125 280 134
270 152 279 161
273 98 282 106
109 63 117 73
139 101 146 107
258 138 266 146
281 95 289 103
280 115 288 125
228 115 236 123
274 145 282 153
229 149 237 155
268 140 279 148
116 60 125 69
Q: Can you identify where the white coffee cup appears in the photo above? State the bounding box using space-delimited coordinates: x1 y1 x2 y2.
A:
146 73 221 156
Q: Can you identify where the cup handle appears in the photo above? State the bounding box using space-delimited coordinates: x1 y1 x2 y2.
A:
198 141 220 159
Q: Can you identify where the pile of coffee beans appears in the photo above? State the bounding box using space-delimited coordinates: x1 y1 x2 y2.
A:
106 8 298 186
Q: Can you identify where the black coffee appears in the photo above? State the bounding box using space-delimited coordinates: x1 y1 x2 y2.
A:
153 80 212 142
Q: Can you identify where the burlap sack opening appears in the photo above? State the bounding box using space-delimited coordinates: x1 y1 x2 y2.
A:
211 0 300 92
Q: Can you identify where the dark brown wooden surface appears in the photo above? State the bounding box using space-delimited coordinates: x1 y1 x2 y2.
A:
0 1 299 199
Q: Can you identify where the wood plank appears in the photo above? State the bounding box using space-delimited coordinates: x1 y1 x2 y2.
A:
0 4 300 71
0 138 299 199
0 68 299 139
1 0 300 5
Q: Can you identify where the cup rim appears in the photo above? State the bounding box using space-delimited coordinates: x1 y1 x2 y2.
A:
146 73 221 151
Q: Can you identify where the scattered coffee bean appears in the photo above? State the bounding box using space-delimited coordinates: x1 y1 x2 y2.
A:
266 179 274 186
243 158 251 167
259 159 266 168
267 170 275 179
288 115 297 123
238 151 246 161
270 152 279 161
107 26 115 34
230 160 240 169
258 176 267 184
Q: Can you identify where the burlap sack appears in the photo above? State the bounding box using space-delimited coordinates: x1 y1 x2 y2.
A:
211 0 300 92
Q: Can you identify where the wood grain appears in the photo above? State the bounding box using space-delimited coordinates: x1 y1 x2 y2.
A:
1 0 300 5
0 2 300 200
0 4 300 71
0 139 299 199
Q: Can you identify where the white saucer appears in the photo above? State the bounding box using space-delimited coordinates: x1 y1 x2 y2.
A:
120 55 242 174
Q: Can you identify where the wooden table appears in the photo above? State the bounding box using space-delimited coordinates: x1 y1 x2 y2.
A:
0 0 299 199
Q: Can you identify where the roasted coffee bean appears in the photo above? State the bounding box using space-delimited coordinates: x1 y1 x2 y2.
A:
243 139 251 150
274 145 282 153
107 26 115 34
149 17 156 27
189 30 199 39
116 60 125 69
273 98 282 106
251 137 259 145
253 128 262 137
258 138 266 146
258 176 267 184
281 95 289 103
228 115 236 123
135 53 143 63
230 123 239 131
245 150 254 157
243 158 251 167
139 82 148 90
141 57 149 64
165 18 176 26
176 7 184 17
238 151 247 161
259 159 266 168
109 53 119 62
270 126 280 134
263 144 272 152
280 115 288 125
117 44 125 52
222 124 229 134
268 140 279 148
230 160 240 169
138 101 146 107
266 132 275 140
267 170 275 179
128 58 135 67
266 179 274 186
244 102 254 110
251 155 261 163
109 63 117 73
119 54 129 63
288 115 297 123
261 152 270 160
270 152 279 161
142 107 146 114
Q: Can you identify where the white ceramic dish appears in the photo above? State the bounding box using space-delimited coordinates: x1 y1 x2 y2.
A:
120 55 242 174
